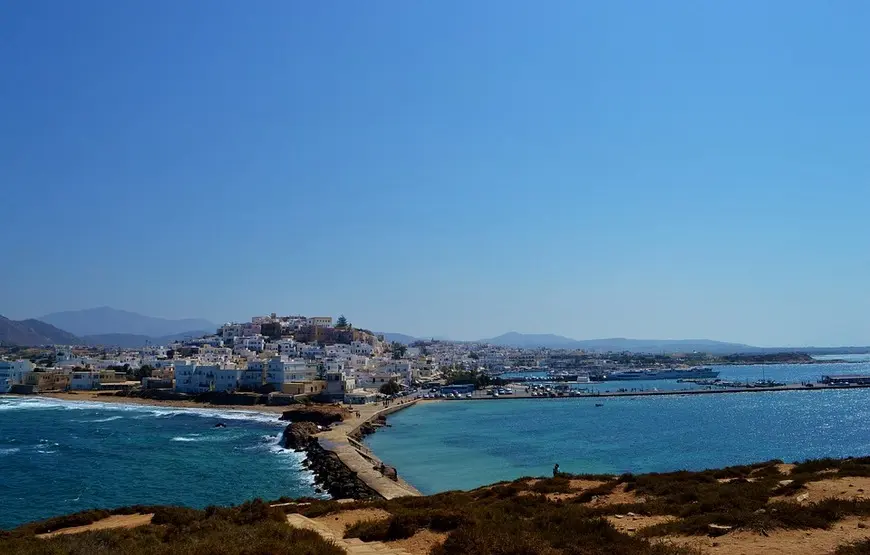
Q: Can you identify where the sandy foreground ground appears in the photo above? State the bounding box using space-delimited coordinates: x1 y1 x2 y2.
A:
37 391 290 415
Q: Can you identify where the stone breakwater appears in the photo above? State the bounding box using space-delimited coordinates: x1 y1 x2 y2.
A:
280 406 379 500
282 420 378 499
281 401 422 500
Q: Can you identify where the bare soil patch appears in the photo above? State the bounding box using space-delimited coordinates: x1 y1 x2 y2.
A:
37 513 154 538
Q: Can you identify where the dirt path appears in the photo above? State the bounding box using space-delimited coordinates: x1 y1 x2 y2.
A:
661 516 870 555
37 513 154 538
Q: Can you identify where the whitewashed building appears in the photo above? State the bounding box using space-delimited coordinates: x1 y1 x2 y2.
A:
0 360 34 393
302 345 324 359
325 370 355 399
358 371 402 389
241 360 265 389
265 358 312 389
174 362 241 394
277 339 299 358
377 361 412 379
240 335 265 352
70 370 99 390
351 341 374 356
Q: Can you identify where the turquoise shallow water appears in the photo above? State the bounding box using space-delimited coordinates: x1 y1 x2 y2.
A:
366 364 870 494
0 397 319 530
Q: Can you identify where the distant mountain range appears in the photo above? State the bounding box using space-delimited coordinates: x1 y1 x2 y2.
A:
39 307 216 338
478 332 759 353
79 331 214 348
4 308 868 355
0 316 80 346
0 307 216 348
476 333 870 355
377 332 421 345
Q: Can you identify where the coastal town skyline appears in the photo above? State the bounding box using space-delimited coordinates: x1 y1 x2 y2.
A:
2 304 869 350
2 305 869 352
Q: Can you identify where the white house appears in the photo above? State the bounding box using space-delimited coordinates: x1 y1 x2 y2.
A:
265 358 312 389
358 371 402 389
351 341 374 356
0 360 34 393
323 360 345 373
212 366 242 392
70 370 99 390
302 345 324 359
174 362 241 394
307 317 333 328
345 389 378 405
325 370 355 399
70 369 128 391
346 354 371 370
241 360 265 389
199 346 233 365
277 339 298 358
219 323 243 340
240 335 265 352
325 344 351 358
378 361 412 379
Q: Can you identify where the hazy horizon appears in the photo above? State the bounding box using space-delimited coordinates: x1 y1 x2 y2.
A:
3 1 869 347
0 305 862 349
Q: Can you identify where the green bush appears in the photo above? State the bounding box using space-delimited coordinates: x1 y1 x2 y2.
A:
150 506 205 527
531 477 573 494
792 458 842 474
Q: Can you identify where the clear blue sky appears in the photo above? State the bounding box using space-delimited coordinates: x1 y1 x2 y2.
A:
2 1 868 346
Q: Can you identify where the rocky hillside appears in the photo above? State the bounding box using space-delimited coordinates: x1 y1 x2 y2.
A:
0 315 80 346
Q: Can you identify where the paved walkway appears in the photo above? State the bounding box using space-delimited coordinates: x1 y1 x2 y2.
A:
287 513 413 555
316 401 422 500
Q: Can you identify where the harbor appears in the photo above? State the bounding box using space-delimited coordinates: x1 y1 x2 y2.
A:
424 380 870 401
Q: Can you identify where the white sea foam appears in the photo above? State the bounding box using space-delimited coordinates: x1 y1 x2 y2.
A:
170 436 202 442
3 396 286 426
0 447 20 456
73 415 125 423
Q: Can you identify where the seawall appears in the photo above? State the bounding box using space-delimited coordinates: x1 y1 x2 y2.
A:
316 401 422 500
466 382 870 401
282 400 422 500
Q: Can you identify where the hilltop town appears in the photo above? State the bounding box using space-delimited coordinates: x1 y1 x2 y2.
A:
0 312 843 404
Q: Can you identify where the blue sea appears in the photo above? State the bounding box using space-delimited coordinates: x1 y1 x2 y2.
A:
366 363 870 494
0 397 319 530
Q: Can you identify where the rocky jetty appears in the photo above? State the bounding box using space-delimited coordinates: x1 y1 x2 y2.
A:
349 414 386 442
303 442 378 499
282 422 320 450
281 415 377 500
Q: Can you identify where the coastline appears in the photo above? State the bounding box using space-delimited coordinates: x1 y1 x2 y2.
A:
15 392 423 500
33 391 290 414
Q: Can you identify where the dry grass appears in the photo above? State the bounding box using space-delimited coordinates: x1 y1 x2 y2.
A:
37 514 153 538
7 458 870 554
0 500 343 555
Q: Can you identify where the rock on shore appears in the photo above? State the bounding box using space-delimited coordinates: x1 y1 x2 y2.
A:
279 406 347 427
